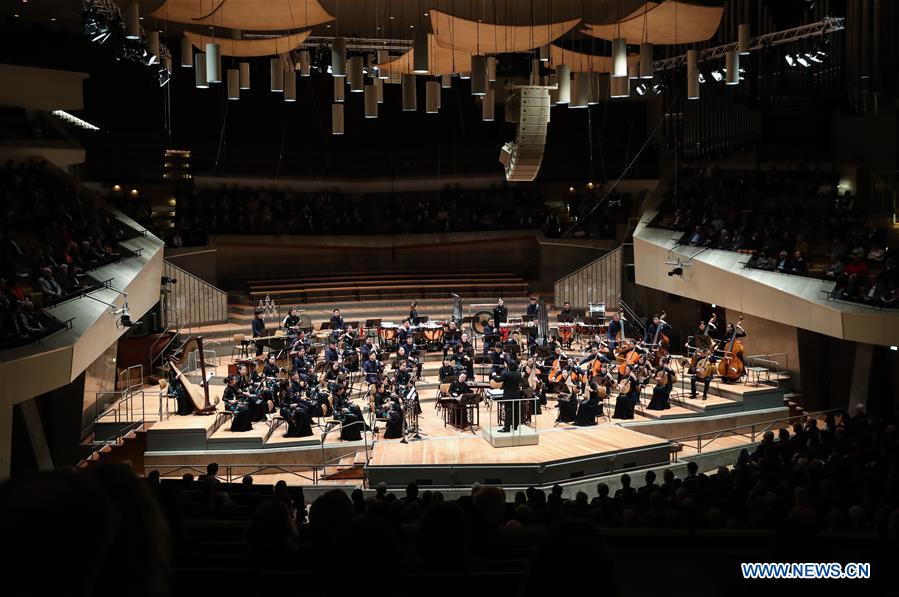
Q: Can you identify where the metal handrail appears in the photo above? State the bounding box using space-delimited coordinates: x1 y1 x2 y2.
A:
618 298 646 334
86 387 146 461
149 320 194 370
668 407 844 458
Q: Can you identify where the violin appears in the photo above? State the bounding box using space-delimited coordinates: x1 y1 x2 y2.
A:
717 316 746 381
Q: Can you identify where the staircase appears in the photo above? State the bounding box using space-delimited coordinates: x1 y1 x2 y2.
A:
79 424 150 475
320 450 367 481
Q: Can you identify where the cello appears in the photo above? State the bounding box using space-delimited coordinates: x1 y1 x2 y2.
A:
717 316 746 381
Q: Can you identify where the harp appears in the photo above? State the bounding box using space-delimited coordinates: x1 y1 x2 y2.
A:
168 335 218 415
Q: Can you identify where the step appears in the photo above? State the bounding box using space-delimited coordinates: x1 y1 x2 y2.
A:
637 404 698 420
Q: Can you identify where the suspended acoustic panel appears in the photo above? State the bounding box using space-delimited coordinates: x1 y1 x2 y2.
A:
185 30 310 57
499 86 551 182
550 46 640 74
584 0 724 45
429 10 579 54
149 0 334 31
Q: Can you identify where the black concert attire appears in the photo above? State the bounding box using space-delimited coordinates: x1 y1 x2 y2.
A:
606 318 622 351
397 325 413 346
340 404 367 441
360 343 376 362
443 327 461 357
648 367 674 410
363 358 382 385
493 369 522 432
281 384 314 437
393 369 412 391
575 382 602 426
448 378 472 427
691 368 713 400
263 361 280 377
167 368 195 416
716 328 746 358
330 314 344 332
482 323 497 355
409 307 419 325
493 304 508 325
526 302 539 318
556 378 579 423
490 349 507 376
383 403 404 439
324 346 339 363
438 364 457 383
252 316 266 356
292 354 312 377
612 373 640 420
643 321 671 347
223 384 252 432
282 313 300 334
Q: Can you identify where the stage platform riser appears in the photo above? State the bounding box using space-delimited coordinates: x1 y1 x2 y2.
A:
145 442 363 470
624 407 790 442
364 442 670 488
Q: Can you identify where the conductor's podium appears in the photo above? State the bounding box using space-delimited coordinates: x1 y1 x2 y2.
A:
482 389 540 448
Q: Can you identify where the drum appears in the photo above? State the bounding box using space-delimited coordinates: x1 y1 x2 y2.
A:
421 324 444 343
471 311 493 334
378 323 398 345
559 324 574 345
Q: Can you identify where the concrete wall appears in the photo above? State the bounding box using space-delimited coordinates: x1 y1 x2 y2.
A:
725 309 802 391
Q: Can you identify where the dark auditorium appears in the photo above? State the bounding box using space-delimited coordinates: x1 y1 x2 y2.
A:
2 1 899 596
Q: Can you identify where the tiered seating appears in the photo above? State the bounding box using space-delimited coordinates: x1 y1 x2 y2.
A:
246 271 529 304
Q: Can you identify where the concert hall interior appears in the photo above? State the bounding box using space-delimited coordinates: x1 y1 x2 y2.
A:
1 0 899 595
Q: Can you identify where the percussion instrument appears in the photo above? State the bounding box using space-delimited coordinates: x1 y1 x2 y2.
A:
499 322 517 343
471 311 494 334
558 324 575 346
378 322 398 345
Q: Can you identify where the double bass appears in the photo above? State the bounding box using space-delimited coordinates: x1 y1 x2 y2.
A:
717 316 745 381
649 311 670 367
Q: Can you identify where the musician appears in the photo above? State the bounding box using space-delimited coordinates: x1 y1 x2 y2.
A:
491 360 522 433
261 354 279 377
647 356 675 411
555 369 580 424
442 320 461 357
340 403 367 441
612 365 641 420
454 336 474 378
331 383 350 412
290 329 311 355
383 400 404 439
324 361 345 388
392 360 413 391
324 340 339 364
409 301 419 325
223 375 252 432
282 307 301 334
560 301 574 319
329 308 344 333
482 317 498 355
252 309 266 356
237 362 261 387
360 336 378 361
438 358 457 383
166 366 194 416
690 350 715 401
579 346 611 368
291 346 313 376
523 358 546 410
606 313 623 352
716 322 746 356
643 314 671 348
490 343 508 375
526 296 539 318
575 379 603 426
493 298 508 326
397 319 414 345
363 351 383 385
371 382 391 418
449 372 471 398
281 372 314 437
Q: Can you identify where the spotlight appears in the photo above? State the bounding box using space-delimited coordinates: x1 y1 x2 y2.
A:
785 54 795 67
711 70 724 82
806 52 823 63
651 82 664 94
635 83 648 96
796 56 810 67
891 345 898 351
667 267 684 277
82 11 111 44
158 64 171 87
697 73 707 84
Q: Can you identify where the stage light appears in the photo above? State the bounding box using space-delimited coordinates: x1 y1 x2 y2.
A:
364 83 378 118
891 345 898 351
806 52 823 63
612 37 627 78
145 31 159 65
130 188 139 197
125 2 140 40
112 184 122 192
413 30 428 73
158 64 171 87
556 64 571 104
711 303 717 309
239 62 250 89
568 186 575 193
587 182 594 190
785 54 795 67
82 11 110 44
651 82 664 95
471 54 487 95
796 56 810 67
711 70 724 82
668 267 683 277
634 83 648 96
698 73 707 84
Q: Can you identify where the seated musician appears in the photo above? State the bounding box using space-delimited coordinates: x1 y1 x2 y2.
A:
339 402 367 441
291 346 313 376
237 363 261 387
291 329 311 354
612 365 641 420
383 401 404 439
282 307 301 335
223 375 253 432
331 382 350 412
166 366 195 416
575 379 603 426
397 319 414 345
393 345 409 370
560 301 573 318
360 336 377 361
280 371 314 437
392 360 413 393
339 323 356 346
490 343 507 375
263 354 280 377
579 346 610 368
363 350 383 385
252 310 266 357
526 296 539 318
329 308 344 333
323 339 339 363
340 338 359 373
643 314 671 348
438 358 457 384
648 355 675 411
371 382 391 418
447 372 473 427
457 333 474 377
716 322 746 356
442 321 461 357
482 317 498 355
324 361 345 388
401 334 417 358
606 312 623 352
690 350 715 401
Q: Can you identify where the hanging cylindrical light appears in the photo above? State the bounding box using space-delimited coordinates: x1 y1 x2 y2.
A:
333 75 345 102
482 86 495 121
425 80 439 114
725 49 740 85
283 69 296 101
570 72 588 108
587 72 602 104
402 74 417 111
738 24 751 55
194 53 208 88
610 74 629 98
556 64 571 104
270 58 283 92
364 84 378 118
413 30 429 73
539 44 550 62
639 42 654 79
227 68 240 100
628 60 638 81
377 50 390 79
298 50 311 76
180 36 193 67
441 74 452 88
612 37 627 78
348 56 364 92
470 54 487 95
487 56 498 82
206 43 221 83
374 77 384 103
238 62 250 89
332 38 347 77
332 103 344 135
530 58 541 85
147 31 160 64
687 49 700 100
125 3 140 40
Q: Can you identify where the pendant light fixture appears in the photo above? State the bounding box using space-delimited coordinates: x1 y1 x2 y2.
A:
687 49 699 100
332 103 344 134
364 83 378 118
227 68 240 100
725 49 739 85
239 62 250 89
270 57 283 92
332 38 347 77
402 74 417 111
556 64 571 104
194 52 208 88
180 36 193 67
125 3 140 40
206 43 221 83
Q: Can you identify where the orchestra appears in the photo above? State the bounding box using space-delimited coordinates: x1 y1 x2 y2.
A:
174 299 749 442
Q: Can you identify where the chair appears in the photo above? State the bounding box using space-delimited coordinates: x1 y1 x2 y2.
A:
231 334 250 360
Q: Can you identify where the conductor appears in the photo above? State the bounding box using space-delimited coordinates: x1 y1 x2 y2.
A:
491 360 522 433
